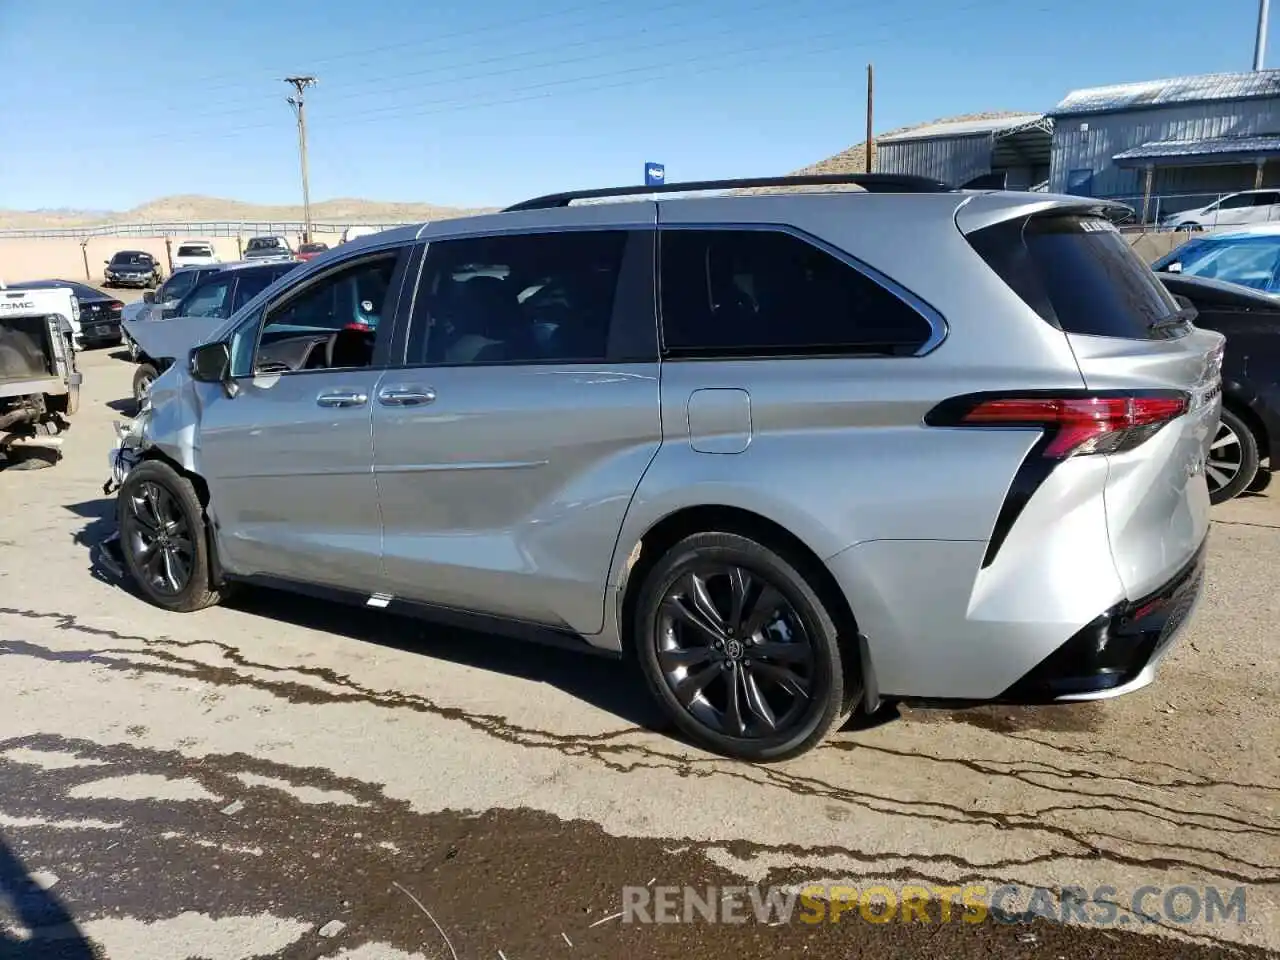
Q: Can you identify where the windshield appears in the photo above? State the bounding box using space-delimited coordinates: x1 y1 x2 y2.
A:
110 253 150 265
247 238 281 250
177 245 212 256
1154 236 1280 292
300 243 328 253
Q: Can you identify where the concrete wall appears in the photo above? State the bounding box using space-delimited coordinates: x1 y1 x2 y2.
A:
0 234 307 284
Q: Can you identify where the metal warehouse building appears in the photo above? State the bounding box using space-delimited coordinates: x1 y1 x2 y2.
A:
1049 69 1280 220
874 114 1053 190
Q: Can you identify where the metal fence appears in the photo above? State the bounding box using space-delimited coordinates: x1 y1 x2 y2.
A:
1093 191 1280 231
0 220 415 240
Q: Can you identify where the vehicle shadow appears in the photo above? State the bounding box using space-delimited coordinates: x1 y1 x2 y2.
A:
225 587 670 732
65 499 129 589
105 350 132 363
63 496 668 732
0 835 95 957
103 399 136 415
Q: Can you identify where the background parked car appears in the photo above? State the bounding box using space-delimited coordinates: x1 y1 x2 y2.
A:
104 250 163 288
16 279 124 348
125 260 302 406
242 236 295 261
1158 271 1280 502
1152 225 1280 293
1161 189 1280 231
296 241 330 262
172 241 219 269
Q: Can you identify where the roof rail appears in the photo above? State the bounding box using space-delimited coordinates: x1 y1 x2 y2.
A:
502 173 955 212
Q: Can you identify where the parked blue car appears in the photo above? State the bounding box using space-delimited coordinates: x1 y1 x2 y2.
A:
1152 226 1280 293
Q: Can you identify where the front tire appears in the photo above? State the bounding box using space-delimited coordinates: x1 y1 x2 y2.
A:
633 531 853 762
1208 407 1260 504
118 460 222 612
132 362 158 411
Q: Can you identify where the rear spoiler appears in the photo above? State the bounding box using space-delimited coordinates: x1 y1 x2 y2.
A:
954 192 1134 235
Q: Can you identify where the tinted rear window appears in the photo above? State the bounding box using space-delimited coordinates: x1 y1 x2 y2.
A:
968 214 1179 339
177 245 211 256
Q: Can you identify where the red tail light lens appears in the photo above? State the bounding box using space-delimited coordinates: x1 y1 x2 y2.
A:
110 301 124 312
927 392 1189 459
343 321 373 332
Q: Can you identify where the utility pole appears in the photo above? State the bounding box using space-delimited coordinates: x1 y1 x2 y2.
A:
1256 0 1271 70
865 63 875 174
284 75 317 242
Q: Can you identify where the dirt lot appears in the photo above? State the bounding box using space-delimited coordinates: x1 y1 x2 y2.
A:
0 347 1277 959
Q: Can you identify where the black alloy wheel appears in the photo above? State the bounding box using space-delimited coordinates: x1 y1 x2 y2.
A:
658 565 815 738
635 532 852 761
123 480 196 597
1207 407 1260 504
117 460 224 612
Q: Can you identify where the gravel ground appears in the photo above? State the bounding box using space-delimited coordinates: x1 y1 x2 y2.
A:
0 347 1277 959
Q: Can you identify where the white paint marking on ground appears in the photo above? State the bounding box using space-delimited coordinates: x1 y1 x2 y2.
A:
78 912 311 960
233 771 366 807
0 812 122 830
68 774 220 803
158 830 264 857
325 946 431 960
2 747 107 770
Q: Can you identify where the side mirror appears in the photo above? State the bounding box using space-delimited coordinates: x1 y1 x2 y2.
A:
1165 261 1183 273
189 341 230 383
142 291 156 304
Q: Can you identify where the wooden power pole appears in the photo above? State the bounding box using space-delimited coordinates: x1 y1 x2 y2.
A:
285 76 317 242
865 63 875 174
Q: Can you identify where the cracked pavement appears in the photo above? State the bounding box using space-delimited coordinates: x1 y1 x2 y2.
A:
0 348 1278 959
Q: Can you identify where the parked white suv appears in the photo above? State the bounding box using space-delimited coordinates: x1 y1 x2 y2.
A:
172 241 219 269
1163 189 1280 231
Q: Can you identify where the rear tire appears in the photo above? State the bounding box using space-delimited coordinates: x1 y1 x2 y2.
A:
632 531 854 762
1208 407 1260 504
118 460 222 612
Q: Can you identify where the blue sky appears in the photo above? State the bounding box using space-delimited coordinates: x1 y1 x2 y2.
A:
0 0 1272 211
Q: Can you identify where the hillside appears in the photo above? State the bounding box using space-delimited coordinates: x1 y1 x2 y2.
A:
0 194 492 230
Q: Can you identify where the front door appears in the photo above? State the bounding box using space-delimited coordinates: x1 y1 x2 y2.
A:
372 225 661 633
196 245 412 592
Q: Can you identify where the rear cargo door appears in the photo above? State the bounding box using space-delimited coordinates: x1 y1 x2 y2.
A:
967 210 1224 598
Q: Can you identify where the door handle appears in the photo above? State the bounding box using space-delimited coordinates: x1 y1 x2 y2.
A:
378 386 436 407
316 390 369 408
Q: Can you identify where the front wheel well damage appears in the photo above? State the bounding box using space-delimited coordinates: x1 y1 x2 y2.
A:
617 504 868 708
134 450 224 586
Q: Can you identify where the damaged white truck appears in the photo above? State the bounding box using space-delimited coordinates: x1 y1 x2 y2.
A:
0 283 82 468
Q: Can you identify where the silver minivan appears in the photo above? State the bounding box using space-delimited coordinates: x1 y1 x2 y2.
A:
103 174 1223 761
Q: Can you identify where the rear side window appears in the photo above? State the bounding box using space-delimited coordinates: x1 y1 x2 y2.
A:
967 214 1179 339
659 228 934 357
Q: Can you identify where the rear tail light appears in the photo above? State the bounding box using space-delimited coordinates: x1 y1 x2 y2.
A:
925 391 1189 459
343 321 373 332
927 390 1192 568
110 301 124 313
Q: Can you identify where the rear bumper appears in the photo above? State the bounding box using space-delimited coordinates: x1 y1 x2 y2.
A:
999 537 1207 702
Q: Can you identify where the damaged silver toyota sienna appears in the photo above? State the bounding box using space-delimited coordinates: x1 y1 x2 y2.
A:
102 174 1223 761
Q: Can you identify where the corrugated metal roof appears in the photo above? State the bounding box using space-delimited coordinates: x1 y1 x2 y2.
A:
1113 134 1280 161
877 113 1045 142
1053 70 1280 116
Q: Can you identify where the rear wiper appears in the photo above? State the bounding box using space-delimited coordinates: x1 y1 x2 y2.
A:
1149 305 1197 334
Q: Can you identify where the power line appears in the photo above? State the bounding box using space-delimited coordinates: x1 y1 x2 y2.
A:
135 0 1026 134
160 0 797 124
107 0 694 101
